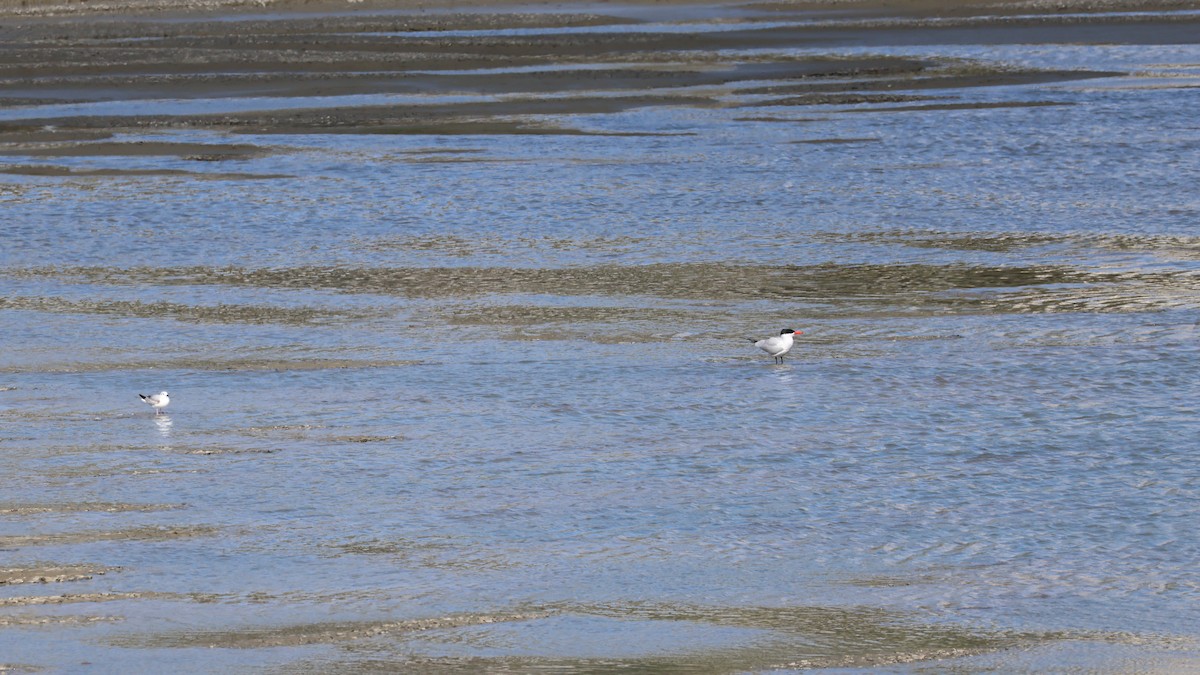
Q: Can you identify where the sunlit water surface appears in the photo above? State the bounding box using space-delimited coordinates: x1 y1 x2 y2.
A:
2 24 1199 674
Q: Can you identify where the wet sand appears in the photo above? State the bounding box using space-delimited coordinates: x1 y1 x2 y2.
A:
0 0 1195 141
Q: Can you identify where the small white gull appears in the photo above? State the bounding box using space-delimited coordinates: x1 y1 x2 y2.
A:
139 391 170 414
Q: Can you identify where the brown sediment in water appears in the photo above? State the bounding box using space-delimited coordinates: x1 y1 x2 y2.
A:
569 601 1038 645
556 603 1168 671
792 137 882 144
0 564 121 586
443 304 697 326
0 592 183 606
361 233 662 257
817 229 1072 252
822 229 1200 259
233 602 1082 672
0 525 219 549
732 115 827 123
9 261 1197 323
0 165 290 179
331 537 458 557
0 130 112 143
328 536 518 571
1088 233 1200 260
19 464 206 480
0 358 418 375
112 611 554 648
0 615 121 628
750 93 945 107
837 100 1075 112
0 502 185 515
971 277 1200 315
740 66 1124 95
181 446 281 455
0 296 377 325
1 98 717 137
838 573 944 588
744 0 1200 15
0 141 270 159
209 424 324 438
326 434 405 443
3 258 1196 344
4 262 1101 299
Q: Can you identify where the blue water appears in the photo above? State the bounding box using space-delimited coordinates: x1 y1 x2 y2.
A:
2 12 1200 673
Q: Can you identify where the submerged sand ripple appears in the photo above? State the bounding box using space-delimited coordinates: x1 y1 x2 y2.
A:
113 611 553 648
0 526 218 549
0 142 271 159
0 165 289 180
0 615 120 628
0 592 181 607
243 602 1067 673
2 262 1097 299
0 295 376 325
0 564 120 586
6 259 1197 332
262 602 1195 673
0 502 185 515
0 358 419 374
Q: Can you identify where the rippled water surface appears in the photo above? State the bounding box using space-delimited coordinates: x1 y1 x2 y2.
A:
2 7 1200 672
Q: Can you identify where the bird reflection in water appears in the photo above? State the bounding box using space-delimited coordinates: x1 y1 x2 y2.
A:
154 414 173 441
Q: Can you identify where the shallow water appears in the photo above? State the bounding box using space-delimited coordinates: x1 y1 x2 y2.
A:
2 7 1200 673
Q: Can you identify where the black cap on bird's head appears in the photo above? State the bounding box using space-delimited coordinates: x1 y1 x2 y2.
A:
780 329 802 335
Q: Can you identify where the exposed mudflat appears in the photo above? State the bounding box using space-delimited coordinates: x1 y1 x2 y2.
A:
0 0 1178 141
